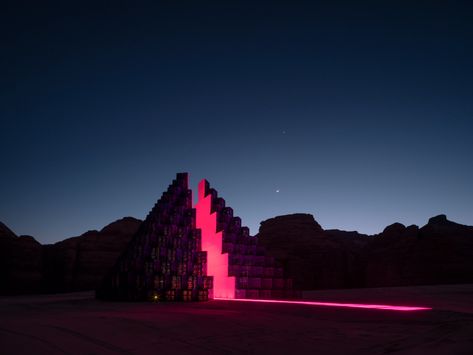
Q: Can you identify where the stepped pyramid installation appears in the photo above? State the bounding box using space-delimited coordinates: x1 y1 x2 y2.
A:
97 173 298 301
97 173 211 301
196 179 299 300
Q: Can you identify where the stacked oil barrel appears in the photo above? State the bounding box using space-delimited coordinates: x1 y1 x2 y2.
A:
97 173 213 301
202 180 300 299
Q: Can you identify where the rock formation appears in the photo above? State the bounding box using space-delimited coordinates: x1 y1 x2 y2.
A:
0 223 43 294
2 207 472 295
42 217 142 293
0 218 141 295
257 214 473 290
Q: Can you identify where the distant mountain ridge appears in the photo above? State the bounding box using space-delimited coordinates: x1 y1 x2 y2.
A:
0 217 142 295
257 214 473 290
1 214 472 294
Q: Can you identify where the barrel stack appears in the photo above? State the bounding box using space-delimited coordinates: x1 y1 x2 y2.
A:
97 173 299 301
97 173 212 301
196 179 299 299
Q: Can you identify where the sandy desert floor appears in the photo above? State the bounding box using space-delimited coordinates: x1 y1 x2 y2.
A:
1 284 472 354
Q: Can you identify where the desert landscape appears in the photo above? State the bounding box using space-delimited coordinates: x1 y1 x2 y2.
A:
1 284 473 354
2 176 473 354
5 1 473 354
2 212 473 296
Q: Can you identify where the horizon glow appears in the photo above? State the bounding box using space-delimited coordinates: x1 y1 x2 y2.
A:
214 297 432 311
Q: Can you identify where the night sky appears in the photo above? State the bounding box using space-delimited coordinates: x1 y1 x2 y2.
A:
4 1 473 244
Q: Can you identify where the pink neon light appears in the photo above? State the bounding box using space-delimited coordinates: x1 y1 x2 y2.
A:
195 180 236 299
214 298 431 311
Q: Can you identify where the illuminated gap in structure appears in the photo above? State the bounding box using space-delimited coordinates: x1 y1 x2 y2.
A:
195 179 235 299
214 298 432 311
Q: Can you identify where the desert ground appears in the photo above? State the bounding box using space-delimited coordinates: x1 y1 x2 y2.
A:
1 284 472 354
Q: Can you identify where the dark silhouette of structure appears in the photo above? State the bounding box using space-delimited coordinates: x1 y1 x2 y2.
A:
97 173 297 301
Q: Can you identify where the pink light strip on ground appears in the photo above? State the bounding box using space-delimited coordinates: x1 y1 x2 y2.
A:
214 298 432 311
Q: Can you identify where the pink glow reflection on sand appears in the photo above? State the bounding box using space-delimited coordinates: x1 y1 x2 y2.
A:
214 297 431 311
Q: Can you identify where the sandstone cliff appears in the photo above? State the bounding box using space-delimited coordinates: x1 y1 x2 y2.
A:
0 218 141 295
257 214 473 290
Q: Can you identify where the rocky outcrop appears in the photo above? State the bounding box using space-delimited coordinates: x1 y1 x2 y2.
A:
0 217 141 295
363 216 473 288
2 213 472 294
0 226 43 294
257 214 473 290
257 214 370 290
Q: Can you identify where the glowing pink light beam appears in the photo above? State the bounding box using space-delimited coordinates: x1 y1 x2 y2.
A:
214 298 432 311
196 179 236 299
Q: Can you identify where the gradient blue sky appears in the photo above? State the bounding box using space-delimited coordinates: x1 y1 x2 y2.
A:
3 1 473 244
